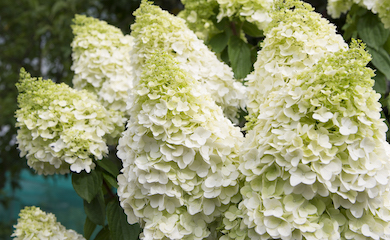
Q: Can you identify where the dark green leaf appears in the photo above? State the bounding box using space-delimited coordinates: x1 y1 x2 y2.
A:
213 17 230 31
84 190 106 226
373 70 388 94
220 47 230 65
242 21 263 37
96 158 120 177
94 226 111 240
72 170 103 203
367 46 390 80
384 36 390 54
103 172 119 189
250 47 258 66
107 199 141 240
208 32 229 53
228 35 252 79
357 11 390 49
84 217 97 240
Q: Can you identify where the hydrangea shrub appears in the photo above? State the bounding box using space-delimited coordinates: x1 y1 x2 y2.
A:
117 51 243 239
15 69 125 175
11 0 390 239
12 206 85 240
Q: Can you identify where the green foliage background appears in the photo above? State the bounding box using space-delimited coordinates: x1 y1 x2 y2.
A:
1 0 390 238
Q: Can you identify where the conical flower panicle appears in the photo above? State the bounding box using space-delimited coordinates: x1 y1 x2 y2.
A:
229 39 390 239
12 206 85 240
15 69 125 175
245 0 347 123
71 15 134 112
117 51 243 239
130 1 246 123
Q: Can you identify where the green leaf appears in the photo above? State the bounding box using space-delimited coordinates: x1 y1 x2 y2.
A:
84 190 106 226
373 70 388 94
72 170 103 203
51 1 67 16
84 217 97 240
342 5 366 40
220 47 230 65
208 32 229 53
242 21 263 37
107 199 141 240
357 11 390 50
384 36 390 54
367 46 390 80
103 172 119 189
213 17 230 31
94 226 111 240
228 36 252 79
96 158 120 177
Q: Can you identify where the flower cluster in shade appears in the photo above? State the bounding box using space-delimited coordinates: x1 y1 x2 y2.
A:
11 206 85 240
245 0 347 124
179 0 272 41
178 0 220 41
221 33 390 239
15 69 125 175
327 0 390 29
130 1 246 124
116 51 244 239
71 14 134 113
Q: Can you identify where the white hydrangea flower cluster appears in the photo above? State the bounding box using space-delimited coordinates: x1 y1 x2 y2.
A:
327 0 390 29
15 69 125 175
11 206 85 240
117 51 243 239
223 37 390 239
130 1 246 124
178 0 220 41
71 14 134 112
179 0 272 41
245 0 347 123
216 0 273 30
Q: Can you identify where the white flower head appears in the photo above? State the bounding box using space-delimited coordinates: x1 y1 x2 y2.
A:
117 51 243 239
130 1 246 123
227 1 390 238
12 206 85 240
71 15 134 113
245 0 347 122
15 69 125 175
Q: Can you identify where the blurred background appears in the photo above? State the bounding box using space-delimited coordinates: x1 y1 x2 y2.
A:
0 0 183 238
0 0 350 239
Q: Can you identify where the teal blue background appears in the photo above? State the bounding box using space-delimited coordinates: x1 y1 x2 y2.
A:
1 169 85 239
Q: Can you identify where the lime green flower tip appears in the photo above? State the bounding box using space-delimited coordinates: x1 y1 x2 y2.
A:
16 69 125 175
131 0 246 123
12 206 85 240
